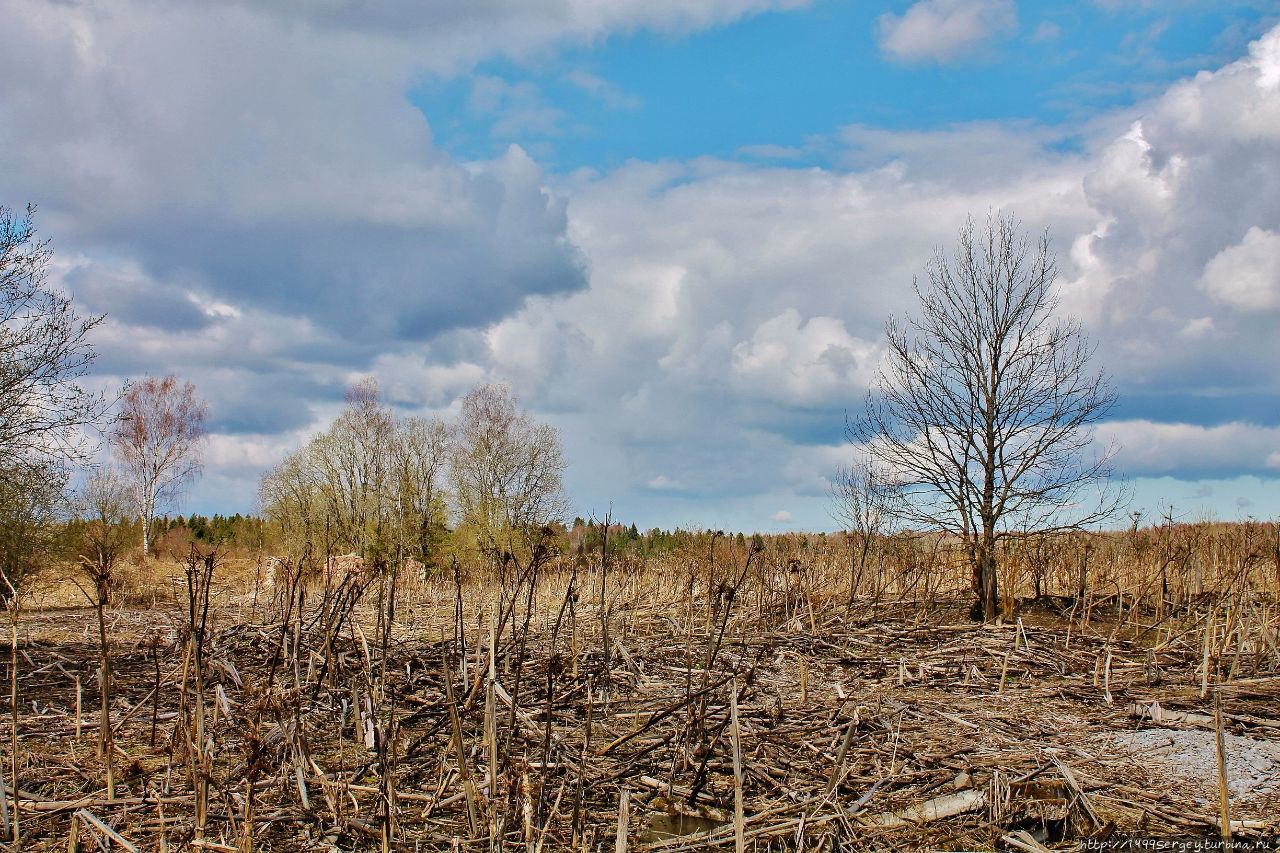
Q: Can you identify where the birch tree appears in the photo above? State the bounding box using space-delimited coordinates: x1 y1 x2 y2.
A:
112 375 208 555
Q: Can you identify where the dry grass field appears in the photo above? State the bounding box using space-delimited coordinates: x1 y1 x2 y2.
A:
5 523 1280 851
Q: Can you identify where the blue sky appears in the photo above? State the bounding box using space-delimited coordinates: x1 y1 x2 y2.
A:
2 0 1279 531
418 2 1272 170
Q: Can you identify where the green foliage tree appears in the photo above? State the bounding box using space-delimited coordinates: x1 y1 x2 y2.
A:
261 380 567 568
0 460 67 597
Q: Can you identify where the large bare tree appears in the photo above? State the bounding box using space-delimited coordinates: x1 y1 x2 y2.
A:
855 214 1119 621
112 375 209 555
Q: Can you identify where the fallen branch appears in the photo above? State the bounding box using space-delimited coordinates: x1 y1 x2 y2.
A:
860 788 986 828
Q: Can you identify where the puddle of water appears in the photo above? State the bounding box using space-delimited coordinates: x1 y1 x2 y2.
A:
642 811 730 842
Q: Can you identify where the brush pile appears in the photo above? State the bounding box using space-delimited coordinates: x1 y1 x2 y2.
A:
2 526 1279 850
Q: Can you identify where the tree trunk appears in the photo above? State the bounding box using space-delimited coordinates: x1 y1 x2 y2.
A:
982 548 999 621
142 493 154 556
979 525 999 622
969 542 981 598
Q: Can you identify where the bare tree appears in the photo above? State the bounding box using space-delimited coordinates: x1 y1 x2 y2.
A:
854 214 1119 621
394 415 452 569
451 383 568 549
259 379 451 567
829 453 897 607
112 375 209 555
0 206 107 486
0 203 104 591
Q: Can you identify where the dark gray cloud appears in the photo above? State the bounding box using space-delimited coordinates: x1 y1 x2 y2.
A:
122 180 584 344
63 263 210 332
206 373 340 435
0 0 592 350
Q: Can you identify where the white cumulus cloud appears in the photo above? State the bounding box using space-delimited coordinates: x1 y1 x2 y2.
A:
877 0 1017 64
1060 22 1280 396
1097 420 1280 478
1200 227 1280 312
730 310 879 406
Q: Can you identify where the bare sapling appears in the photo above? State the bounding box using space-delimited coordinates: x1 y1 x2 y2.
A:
3 572 18 844
72 470 134 800
181 543 218 839
598 512 613 700
832 454 895 610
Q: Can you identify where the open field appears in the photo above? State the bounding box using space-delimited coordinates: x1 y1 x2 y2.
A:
5 525 1280 851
